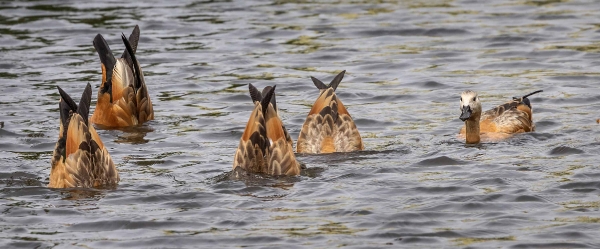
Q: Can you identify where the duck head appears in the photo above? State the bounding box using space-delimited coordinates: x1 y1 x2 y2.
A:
459 90 482 121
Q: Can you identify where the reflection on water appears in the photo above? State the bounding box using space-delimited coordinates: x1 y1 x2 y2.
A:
107 125 155 144
1 0 600 248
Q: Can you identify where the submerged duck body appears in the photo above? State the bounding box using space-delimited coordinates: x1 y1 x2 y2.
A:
233 84 300 176
297 70 363 154
91 25 154 128
459 90 543 144
50 83 119 188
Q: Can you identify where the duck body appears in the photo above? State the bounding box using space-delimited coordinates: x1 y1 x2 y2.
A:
50 83 119 188
459 90 543 144
90 25 153 128
297 70 363 153
233 84 300 176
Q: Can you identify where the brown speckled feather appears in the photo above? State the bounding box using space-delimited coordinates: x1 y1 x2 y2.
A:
233 103 268 173
264 104 300 175
50 84 119 188
297 70 363 154
233 84 300 176
91 26 153 128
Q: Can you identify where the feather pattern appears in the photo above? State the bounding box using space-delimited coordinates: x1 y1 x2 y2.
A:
233 84 300 176
91 26 154 128
50 84 119 188
297 70 363 153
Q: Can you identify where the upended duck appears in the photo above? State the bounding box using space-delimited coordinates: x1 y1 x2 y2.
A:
459 90 543 144
296 70 363 153
91 25 153 128
50 83 119 188
233 84 300 176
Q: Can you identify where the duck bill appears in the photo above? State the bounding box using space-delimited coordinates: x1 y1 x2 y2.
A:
459 106 472 121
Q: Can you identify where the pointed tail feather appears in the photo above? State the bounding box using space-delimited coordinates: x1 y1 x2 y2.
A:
121 33 143 90
249 83 262 103
57 86 78 112
57 86 78 131
121 25 140 61
93 34 116 84
261 86 277 112
523 90 543 99
261 85 276 114
311 76 328 90
77 83 93 126
328 70 345 91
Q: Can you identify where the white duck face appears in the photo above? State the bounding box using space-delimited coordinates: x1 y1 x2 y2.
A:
459 90 482 121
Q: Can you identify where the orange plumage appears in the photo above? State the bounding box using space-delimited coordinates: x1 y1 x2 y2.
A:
459 90 543 144
233 84 300 176
90 25 154 128
50 83 119 188
297 70 363 153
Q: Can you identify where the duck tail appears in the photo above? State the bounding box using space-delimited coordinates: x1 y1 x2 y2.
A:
121 25 140 62
514 90 543 100
57 85 78 129
93 34 116 84
328 70 345 91
121 33 143 90
311 76 328 90
310 70 346 91
261 86 277 112
261 85 276 115
512 90 543 109
522 90 543 99
77 83 93 126
248 83 262 103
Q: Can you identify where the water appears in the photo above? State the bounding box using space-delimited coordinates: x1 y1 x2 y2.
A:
1 0 600 248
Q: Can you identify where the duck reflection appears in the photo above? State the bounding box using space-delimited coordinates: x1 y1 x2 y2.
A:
111 125 154 144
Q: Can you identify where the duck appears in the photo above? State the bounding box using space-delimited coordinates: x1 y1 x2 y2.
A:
49 83 119 188
90 25 154 128
459 90 543 144
233 84 300 176
296 70 364 153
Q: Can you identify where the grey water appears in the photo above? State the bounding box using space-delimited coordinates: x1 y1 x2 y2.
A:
1 0 600 248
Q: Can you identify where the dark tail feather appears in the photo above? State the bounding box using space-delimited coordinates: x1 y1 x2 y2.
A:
249 83 262 103
57 86 78 130
121 33 142 90
311 76 328 90
328 70 346 91
513 90 543 109
121 25 140 60
261 86 277 112
523 90 543 99
261 85 276 114
93 34 116 83
57 86 78 112
77 83 93 126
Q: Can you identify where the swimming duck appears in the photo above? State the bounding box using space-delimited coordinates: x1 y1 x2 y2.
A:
50 83 119 188
233 84 300 176
90 25 154 128
459 90 543 144
296 70 364 153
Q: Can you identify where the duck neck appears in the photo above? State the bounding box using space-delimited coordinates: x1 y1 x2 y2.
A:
465 114 480 144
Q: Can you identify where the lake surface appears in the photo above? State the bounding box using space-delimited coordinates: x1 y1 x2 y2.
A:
1 0 600 248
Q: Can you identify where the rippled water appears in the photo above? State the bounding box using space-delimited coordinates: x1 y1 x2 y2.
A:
1 0 600 248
